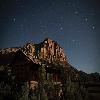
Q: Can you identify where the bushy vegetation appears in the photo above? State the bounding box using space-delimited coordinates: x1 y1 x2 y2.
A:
1 64 99 100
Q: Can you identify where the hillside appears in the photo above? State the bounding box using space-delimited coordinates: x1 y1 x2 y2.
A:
0 38 100 100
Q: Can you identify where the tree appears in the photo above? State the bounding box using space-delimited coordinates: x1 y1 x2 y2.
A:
60 67 71 100
45 74 54 100
17 82 29 100
61 67 89 100
38 64 48 100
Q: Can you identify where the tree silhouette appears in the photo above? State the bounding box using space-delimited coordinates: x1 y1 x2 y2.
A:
38 64 48 100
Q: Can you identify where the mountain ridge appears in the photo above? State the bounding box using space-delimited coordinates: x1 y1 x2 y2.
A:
0 38 99 79
0 38 67 65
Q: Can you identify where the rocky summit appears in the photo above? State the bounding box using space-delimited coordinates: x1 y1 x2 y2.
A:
22 38 67 65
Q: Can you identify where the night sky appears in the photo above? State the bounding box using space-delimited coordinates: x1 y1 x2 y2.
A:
0 0 100 73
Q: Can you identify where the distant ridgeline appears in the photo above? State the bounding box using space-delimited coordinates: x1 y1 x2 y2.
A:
0 38 100 100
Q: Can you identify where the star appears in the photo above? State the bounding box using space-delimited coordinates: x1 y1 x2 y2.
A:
74 11 79 15
60 27 63 31
13 17 16 23
89 25 95 31
85 17 88 22
72 40 75 42
92 25 95 30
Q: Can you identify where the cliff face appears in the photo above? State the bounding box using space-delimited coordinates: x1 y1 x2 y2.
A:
0 47 20 54
41 38 67 63
22 38 67 65
0 38 69 73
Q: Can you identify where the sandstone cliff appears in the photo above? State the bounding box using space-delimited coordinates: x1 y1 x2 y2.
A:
22 38 67 66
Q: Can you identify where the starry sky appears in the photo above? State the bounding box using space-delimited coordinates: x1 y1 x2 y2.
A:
0 0 100 73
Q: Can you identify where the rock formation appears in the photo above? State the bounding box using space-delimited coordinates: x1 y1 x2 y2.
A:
22 38 67 65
